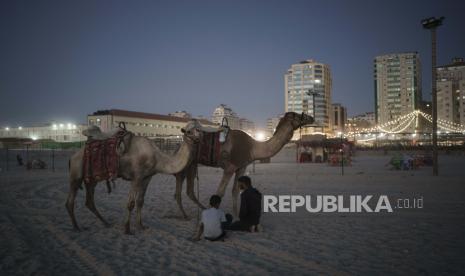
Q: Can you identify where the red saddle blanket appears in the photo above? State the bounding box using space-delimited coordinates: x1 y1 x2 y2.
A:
198 132 222 166
83 132 124 184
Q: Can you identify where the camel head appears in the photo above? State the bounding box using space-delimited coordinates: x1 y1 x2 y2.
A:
281 112 314 130
181 120 202 144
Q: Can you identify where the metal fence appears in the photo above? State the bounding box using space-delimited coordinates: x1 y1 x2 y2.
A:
0 147 76 172
0 137 183 173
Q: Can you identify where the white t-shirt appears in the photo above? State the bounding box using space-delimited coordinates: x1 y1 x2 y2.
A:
201 208 226 239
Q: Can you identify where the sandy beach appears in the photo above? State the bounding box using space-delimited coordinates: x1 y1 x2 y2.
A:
1 149 465 275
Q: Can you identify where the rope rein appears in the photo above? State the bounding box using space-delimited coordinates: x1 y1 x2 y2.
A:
195 165 200 227
297 112 304 162
193 130 202 230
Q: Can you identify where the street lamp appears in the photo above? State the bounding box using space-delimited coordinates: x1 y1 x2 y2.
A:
307 88 320 119
307 87 320 133
422 16 444 176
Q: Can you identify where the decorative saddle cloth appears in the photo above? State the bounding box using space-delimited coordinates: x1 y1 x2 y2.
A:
197 131 223 166
82 129 130 184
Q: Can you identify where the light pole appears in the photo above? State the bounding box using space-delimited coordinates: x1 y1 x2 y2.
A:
307 88 320 130
422 16 444 176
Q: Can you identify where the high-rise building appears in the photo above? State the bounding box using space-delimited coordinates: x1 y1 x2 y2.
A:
353 112 376 126
211 104 254 133
239 118 255 134
266 115 283 136
285 59 332 135
436 58 465 126
332 103 347 134
211 104 241 129
374 52 422 127
346 112 375 132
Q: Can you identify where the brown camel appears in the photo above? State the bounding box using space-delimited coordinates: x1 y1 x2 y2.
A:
174 112 314 218
65 121 200 234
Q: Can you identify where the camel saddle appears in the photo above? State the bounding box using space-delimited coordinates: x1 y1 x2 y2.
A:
197 127 229 166
82 126 132 184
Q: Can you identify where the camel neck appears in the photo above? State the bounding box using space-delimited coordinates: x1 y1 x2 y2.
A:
252 123 294 160
152 140 193 175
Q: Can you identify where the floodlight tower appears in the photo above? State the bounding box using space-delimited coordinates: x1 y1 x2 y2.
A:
422 16 444 176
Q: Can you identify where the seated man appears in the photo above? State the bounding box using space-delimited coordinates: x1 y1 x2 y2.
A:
226 175 262 232
193 195 227 242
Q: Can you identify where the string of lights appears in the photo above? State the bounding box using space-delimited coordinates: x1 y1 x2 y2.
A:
419 112 465 133
347 111 417 135
377 115 416 134
346 110 465 136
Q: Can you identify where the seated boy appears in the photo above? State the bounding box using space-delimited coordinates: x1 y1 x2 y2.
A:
193 195 229 241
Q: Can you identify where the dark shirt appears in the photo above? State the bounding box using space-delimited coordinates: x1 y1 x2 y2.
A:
239 187 262 226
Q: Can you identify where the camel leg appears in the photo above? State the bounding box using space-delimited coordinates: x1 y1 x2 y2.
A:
85 182 110 227
215 167 236 198
124 181 137 235
175 172 189 219
65 179 81 231
232 166 247 217
186 164 206 210
135 176 152 230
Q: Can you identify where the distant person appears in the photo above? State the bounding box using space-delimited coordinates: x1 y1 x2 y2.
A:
402 154 413 170
16 154 24 166
193 195 227 242
226 176 262 232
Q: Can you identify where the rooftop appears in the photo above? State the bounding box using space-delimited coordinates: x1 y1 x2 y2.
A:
437 58 465 69
90 109 214 125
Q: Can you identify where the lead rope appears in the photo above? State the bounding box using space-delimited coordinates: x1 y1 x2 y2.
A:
193 135 202 232
298 113 304 163
195 165 200 227
298 126 302 163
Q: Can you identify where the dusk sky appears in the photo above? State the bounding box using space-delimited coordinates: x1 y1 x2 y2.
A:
1 0 464 127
